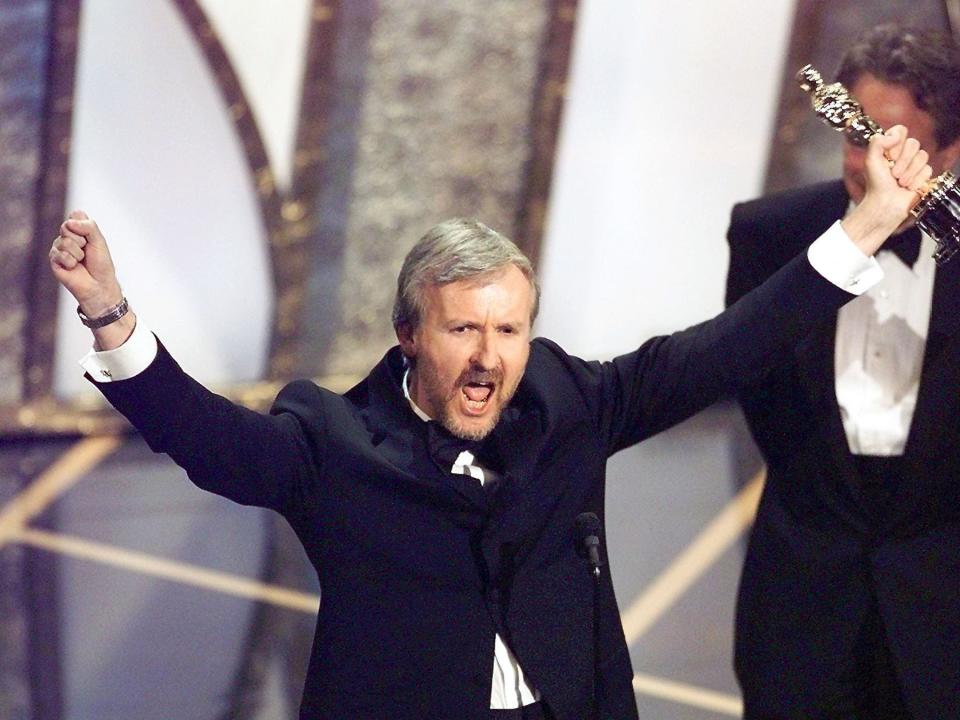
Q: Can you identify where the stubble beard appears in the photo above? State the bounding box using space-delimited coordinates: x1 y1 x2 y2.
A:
418 361 518 441
439 403 503 441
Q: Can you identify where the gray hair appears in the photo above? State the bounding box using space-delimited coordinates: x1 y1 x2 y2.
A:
392 218 540 332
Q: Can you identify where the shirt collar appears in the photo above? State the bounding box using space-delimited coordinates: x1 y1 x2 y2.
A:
402 368 432 422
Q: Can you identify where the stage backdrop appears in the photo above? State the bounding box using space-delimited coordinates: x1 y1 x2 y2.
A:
1 1 958 719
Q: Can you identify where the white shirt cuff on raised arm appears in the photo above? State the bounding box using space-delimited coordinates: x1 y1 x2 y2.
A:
807 219 884 296
79 319 158 382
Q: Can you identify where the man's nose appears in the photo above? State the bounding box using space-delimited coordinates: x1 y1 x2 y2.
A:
471 331 498 369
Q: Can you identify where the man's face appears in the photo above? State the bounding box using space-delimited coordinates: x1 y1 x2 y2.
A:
842 73 960 204
398 265 533 440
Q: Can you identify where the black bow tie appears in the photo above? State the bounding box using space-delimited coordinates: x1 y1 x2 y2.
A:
426 421 482 470
425 421 503 493
882 227 922 268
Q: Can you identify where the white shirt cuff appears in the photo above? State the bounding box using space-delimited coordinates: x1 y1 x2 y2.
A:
79 319 158 382
807 220 884 296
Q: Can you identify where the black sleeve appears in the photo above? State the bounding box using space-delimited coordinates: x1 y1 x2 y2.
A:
94 339 326 515
538 251 853 456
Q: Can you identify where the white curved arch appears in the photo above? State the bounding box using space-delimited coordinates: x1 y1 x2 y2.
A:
54 0 275 398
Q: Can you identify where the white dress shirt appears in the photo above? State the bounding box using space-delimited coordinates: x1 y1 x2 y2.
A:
834 219 936 456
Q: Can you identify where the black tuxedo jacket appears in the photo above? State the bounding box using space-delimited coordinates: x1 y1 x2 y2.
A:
96 251 852 720
726 180 960 719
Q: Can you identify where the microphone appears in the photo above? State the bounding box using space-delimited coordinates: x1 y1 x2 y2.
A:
576 512 604 580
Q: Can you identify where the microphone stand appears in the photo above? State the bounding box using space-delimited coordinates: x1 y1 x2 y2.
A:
577 512 604 720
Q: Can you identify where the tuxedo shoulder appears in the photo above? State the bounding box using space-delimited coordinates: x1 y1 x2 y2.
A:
520 338 606 423
732 180 847 223
273 378 340 419
523 338 589 391
528 337 580 371
726 180 848 298
526 338 606 400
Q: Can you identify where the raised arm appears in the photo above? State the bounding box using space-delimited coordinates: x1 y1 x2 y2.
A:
47 211 324 512
584 125 932 453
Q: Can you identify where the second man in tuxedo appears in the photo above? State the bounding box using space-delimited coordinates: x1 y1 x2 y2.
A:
726 23 960 720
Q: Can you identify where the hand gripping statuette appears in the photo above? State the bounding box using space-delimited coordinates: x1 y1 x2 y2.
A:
798 64 960 264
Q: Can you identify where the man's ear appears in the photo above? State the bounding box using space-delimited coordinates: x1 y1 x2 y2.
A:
396 323 416 358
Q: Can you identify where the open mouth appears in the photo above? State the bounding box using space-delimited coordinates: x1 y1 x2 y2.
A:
461 382 495 413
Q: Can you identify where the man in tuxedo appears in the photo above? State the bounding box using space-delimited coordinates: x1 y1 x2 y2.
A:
50 123 927 718
726 24 960 720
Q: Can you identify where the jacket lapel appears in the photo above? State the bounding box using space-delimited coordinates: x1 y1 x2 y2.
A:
903 252 960 460
795 317 861 477
351 348 483 509
480 389 566 582
782 183 870 489
793 183 855 465
870 245 960 532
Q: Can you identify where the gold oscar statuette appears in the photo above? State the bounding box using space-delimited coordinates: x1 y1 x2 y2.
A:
798 64 960 264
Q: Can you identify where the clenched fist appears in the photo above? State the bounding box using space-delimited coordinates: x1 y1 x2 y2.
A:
50 210 135 349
